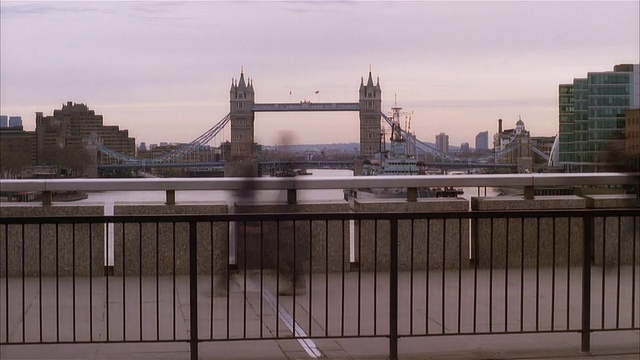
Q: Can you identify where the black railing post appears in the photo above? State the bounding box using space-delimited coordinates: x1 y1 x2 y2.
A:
189 221 199 360
581 214 592 352
389 218 398 360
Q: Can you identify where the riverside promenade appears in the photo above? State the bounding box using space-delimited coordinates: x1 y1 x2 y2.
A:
1 268 638 359
1 174 639 359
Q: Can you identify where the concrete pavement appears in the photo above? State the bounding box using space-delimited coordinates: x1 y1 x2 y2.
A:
1 267 638 359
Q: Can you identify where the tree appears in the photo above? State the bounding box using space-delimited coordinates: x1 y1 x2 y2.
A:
0 150 30 178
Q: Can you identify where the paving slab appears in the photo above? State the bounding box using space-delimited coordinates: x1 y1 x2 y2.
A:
1 268 638 359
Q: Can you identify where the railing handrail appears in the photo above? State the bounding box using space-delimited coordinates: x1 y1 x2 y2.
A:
0 173 637 193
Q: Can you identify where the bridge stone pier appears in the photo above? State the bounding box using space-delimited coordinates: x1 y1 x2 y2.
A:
225 70 383 176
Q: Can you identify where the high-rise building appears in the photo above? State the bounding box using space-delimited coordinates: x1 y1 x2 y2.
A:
8 116 22 127
625 108 640 158
36 101 135 165
460 142 470 152
558 64 640 171
475 131 489 150
0 115 7 128
0 126 37 176
435 132 449 153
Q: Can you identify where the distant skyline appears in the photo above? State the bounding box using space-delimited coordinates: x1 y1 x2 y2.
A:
1 1 638 147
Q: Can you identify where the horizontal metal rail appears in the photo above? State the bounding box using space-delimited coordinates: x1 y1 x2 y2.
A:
0 173 637 192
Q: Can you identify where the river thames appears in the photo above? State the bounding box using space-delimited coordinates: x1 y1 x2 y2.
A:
76 169 499 205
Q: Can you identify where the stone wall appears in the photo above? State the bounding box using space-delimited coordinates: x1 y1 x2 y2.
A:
113 203 228 276
0 204 104 277
471 196 585 268
586 195 640 266
2 194 636 278
233 201 350 273
351 198 470 271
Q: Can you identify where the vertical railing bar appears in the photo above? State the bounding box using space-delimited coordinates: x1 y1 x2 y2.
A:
308 219 312 338
56 223 59 342
139 222 143 341
325 220 328 337
551 217 556 331
155 222 159 341
567 217 572 330
442 219 446 334
472 217 477 334
172 222 176 341
410 218 415 335
209 222 214 340
260 221 264 339
72 223 76 342
293 220 297 338
536 217 540 332
374 219 378 335
505 217 510 333
489 217 493 333
189 221 199 360
457 218 462 334
21 224 25 343
341 220 345 337
632 215 637 329
615 216 621 329
601 217 606 329
243 222 247 339
4 224 9 343
39 223 43 342
106 222 110 342
89 223 93 342
581 214 593 352
357 219 362 336
122 222 126 341
276 221 280 337
389 218 398 360
226 221 230 340
426 218 431 334
519 217 524 333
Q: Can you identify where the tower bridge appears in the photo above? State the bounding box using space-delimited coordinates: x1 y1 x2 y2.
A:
96 70 538 173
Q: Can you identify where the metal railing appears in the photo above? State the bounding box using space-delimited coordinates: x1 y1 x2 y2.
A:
1 208 638 359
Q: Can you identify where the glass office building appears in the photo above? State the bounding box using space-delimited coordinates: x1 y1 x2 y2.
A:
558 64 640 171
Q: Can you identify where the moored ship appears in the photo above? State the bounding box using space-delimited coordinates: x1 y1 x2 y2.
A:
344 106 463 200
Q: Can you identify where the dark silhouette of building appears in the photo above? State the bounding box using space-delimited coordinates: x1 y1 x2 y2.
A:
36 102 135 166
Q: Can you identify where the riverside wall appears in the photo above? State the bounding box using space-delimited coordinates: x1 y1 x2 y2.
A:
1 194 638 277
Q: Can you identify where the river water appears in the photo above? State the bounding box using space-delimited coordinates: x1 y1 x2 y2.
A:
77 168 498 205
75 169 498 265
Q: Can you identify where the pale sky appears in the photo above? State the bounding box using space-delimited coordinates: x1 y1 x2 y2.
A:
1 1 639 147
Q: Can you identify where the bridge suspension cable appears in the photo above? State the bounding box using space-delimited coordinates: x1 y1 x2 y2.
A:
380 112 462 162
98 113 231 165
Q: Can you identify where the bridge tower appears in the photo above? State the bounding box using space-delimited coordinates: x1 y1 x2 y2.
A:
359 71 382 157
229 70 255 161
225 70 259 177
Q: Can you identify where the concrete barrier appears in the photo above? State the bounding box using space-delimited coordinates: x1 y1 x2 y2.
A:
113 203 228 276
233 201 350 273
586 194 640 266
351 198 470 271
0 204 104 277
471 196 585 268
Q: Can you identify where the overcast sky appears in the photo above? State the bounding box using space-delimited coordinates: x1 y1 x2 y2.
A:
1 1 639 147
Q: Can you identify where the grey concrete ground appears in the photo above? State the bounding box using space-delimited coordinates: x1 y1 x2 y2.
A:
1 266 638 359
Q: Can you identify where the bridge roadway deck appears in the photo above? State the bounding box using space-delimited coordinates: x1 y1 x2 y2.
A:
1 267 638 359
